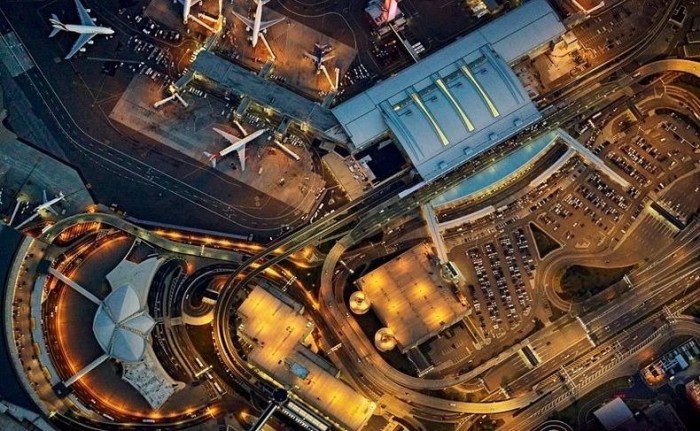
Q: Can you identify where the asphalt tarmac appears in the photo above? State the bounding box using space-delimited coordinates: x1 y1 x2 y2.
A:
0 2 304 238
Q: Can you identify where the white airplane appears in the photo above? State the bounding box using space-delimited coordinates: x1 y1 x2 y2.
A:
15 191 65 229
231 0 284 48
176 0 201 24
204 127 266 170
304 43 335 74
49 0 114 59
37 190 65 215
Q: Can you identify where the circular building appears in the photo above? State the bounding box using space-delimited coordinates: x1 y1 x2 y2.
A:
374 327 397 352
93 284 155 363
349 291 371 315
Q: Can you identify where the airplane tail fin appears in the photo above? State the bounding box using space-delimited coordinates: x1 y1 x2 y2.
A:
49 15 66 38
203 152 219 168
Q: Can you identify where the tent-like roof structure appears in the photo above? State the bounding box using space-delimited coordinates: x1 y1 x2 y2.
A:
106 257 161 306
93 284 155 363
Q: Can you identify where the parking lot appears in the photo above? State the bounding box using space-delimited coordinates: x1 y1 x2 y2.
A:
439 92 698 347
452 226 536 342
572 0 667 67
539 93 700 248
597 109 699 196
535 168 634 248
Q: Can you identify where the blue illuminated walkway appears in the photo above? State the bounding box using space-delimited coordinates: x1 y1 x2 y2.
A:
432 130 558 207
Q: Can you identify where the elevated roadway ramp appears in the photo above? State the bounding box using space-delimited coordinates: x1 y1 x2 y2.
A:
554 129 630 189
320 236 549 416
420 204 449 263
634 59 700 80
40 213 243 263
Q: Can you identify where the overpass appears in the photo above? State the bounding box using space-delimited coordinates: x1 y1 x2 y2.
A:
420 204 449 263
319 235 546 416
634 59 700 79
554 129 630 189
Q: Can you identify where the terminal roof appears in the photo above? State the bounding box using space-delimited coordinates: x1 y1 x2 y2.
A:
356 243 468 351
192 51 340 133
332 0 564 180
93 284 155 363
93 257 162 363
238 286 375 430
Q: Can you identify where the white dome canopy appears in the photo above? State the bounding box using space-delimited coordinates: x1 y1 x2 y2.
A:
93 284 155 363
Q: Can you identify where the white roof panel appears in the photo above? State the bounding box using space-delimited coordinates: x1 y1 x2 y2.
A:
490 11 566 62
128 314 156 335
93 306 116 353
342 107 388 144
106 257 161 305
93 284 155 363
112 328 146 363
104 283 140 322
447 77 494 129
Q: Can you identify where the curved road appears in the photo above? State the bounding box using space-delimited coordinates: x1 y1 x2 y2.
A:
319 235 542 415
635 59 700 79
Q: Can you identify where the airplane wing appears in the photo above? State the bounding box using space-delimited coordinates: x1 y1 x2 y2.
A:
231 11 255 29
321 54 336 63
65 32 97 59
236 147 246 171
213 127 266 171
213 127 241 144
74 0 96 26
303 52 317 61
258 17 285 31
15 212 39 229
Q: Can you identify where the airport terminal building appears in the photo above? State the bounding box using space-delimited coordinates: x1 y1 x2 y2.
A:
332 0 565 180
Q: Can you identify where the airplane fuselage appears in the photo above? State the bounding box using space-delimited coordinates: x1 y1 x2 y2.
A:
251 1 264 47
219 128 266 158
63 24 114 35
183 2 191 23
179 0 201 24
